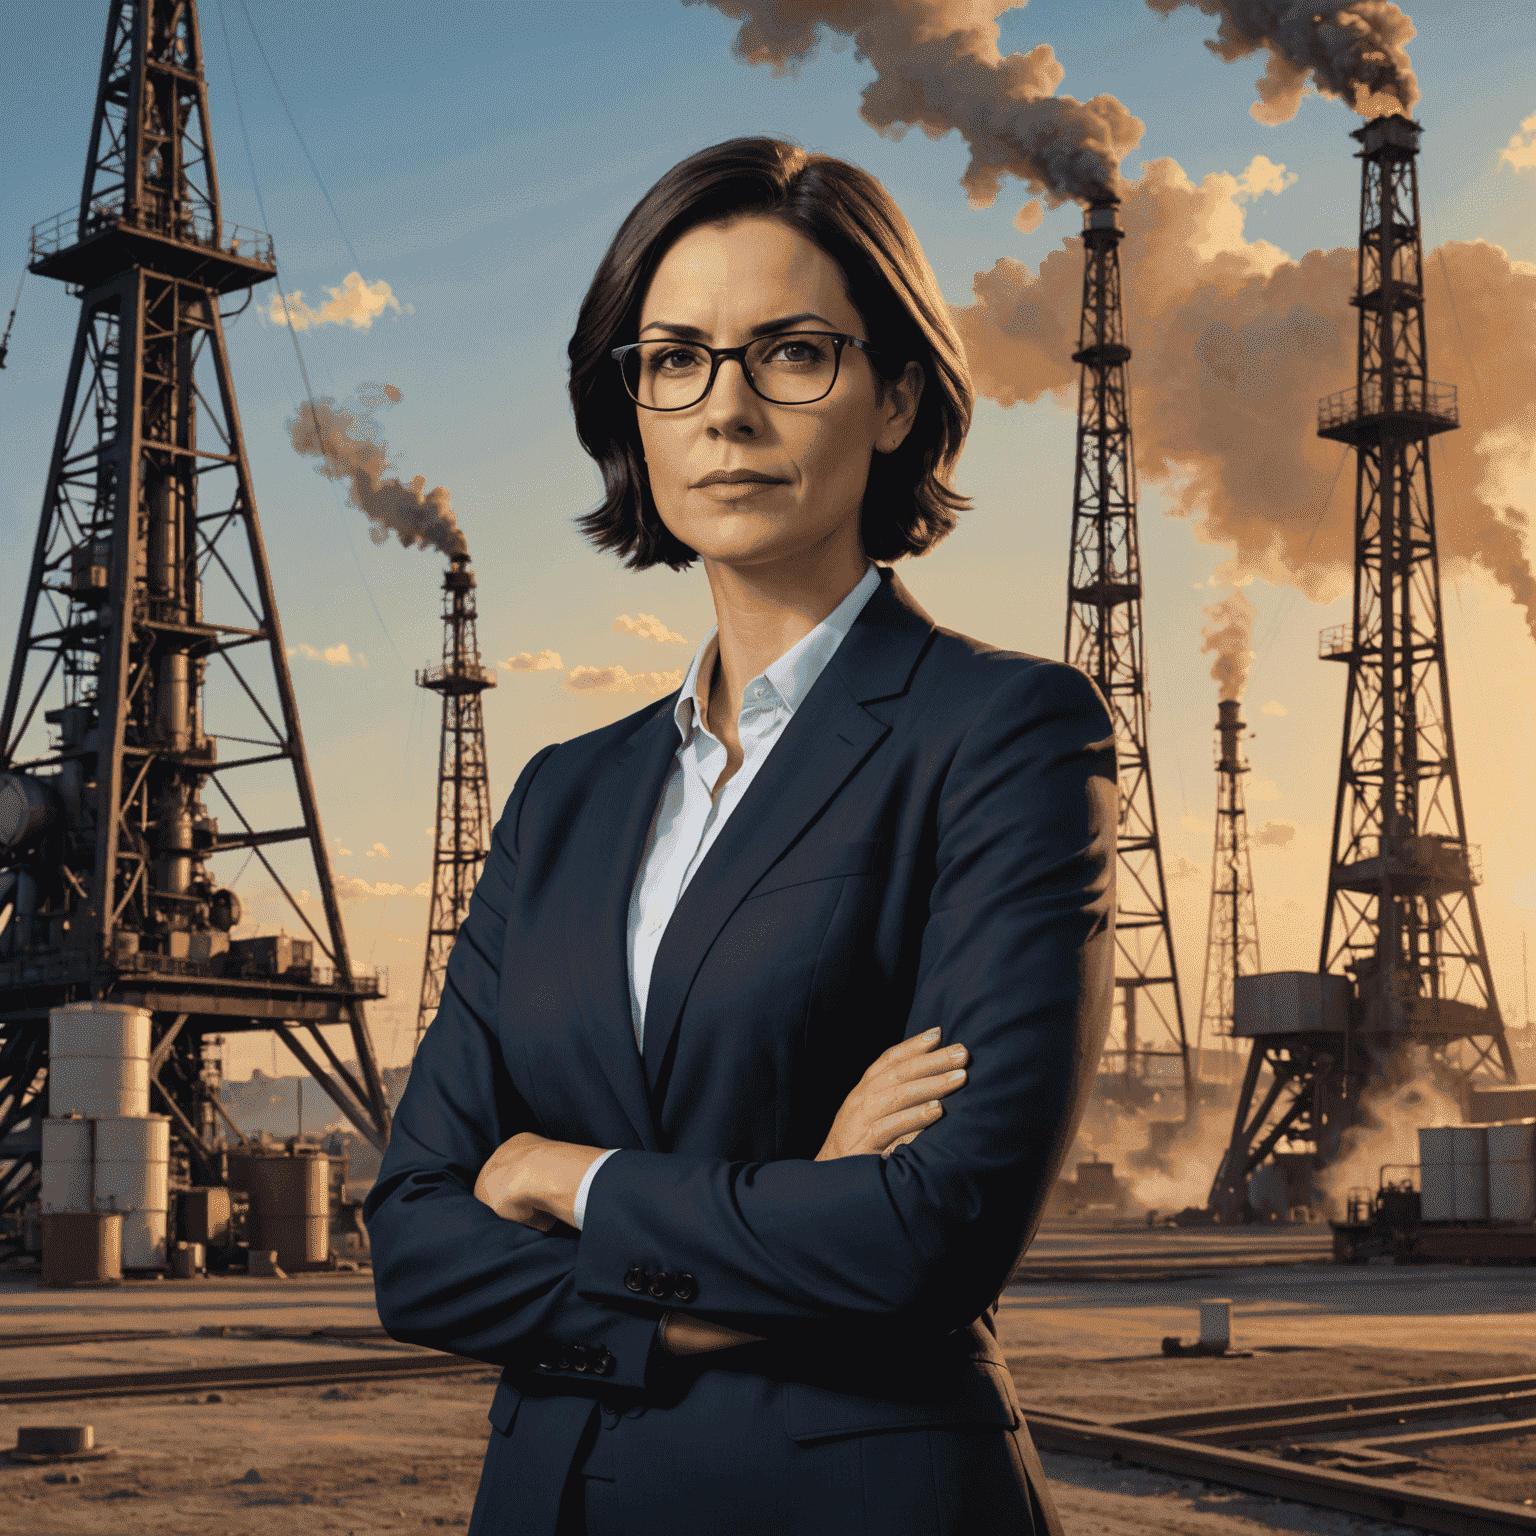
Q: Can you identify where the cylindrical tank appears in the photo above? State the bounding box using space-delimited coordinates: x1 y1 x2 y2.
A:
41 1211 122 1285
47 1004 151 1117
0 774 58 850
94 1115 169 1269
248 1152 329 1269
39 1116 92 1213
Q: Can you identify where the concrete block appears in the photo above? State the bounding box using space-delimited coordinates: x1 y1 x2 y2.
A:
1199 1299 1232 1350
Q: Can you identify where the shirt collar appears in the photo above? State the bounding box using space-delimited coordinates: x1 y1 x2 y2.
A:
672 562 881 743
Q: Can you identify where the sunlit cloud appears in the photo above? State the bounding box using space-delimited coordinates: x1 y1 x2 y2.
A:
267 271 402 332
335 874 430 901
365 843 390 859
564 665 686 697
613 612 687 644
1254 820 1298 848
500 649 564 672
1501 111 1536 172
289 642 365 668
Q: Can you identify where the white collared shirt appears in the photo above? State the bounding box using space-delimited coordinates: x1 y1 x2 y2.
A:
571 562 881 1229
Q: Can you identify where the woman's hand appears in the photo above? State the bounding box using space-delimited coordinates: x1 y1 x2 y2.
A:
658 1314 763 1356
473 1132 608 1231
815 1026 968 1162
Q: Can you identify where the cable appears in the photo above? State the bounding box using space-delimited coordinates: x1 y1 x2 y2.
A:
234 0 362 273
215 0 407 672
0 265 24 370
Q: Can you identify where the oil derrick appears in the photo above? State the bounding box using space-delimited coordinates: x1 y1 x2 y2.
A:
0 0 392 1222
1065 199 1191 1106
1210 117 1513 1222
1197 702 1261 1069
414 556 495 1051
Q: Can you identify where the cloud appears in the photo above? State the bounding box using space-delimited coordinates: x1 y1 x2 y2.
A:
564 665 686 697
1500 111 1536 173
1145 1 1419 126
613 613 687 644
365 843 390 859
1254 819 1297 848
289 642 365 667
1261 700 1288 716
267 272 402 332
335 874 431 901
1167 854 1204 881
500 649 564 672
688 0 1144 210
953 154 1536 641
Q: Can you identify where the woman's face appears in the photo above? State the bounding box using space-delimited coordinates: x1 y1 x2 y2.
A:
633 216 922 576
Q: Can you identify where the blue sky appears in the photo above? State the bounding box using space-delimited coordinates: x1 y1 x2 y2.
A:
2 1 1533 1080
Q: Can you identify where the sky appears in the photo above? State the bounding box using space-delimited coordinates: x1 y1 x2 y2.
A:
1 1 1533 1086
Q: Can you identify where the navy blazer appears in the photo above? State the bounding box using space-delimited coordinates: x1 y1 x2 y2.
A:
365 567 1117 1531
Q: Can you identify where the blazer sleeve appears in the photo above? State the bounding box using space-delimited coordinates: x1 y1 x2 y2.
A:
363 743 662 1389
573 660 1117 1339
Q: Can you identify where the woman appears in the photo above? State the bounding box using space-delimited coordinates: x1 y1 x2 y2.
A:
365 137 1116 1536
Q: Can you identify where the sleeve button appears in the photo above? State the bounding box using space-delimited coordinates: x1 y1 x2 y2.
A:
594 1350 616 1377
571 1345 590 1372
624 1265 649 1294
648 1271 673 1300
673 1272 698 1303
556 1348 573 1372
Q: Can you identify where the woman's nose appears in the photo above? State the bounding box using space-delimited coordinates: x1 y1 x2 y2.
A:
702 356 763 437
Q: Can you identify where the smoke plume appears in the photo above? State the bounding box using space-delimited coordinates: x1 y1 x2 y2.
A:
287 384 467 559
686 0 1143 208
954 156 1536 641
1145 1 1419 124
1314 1058 1462 1217
1201 588 1257 701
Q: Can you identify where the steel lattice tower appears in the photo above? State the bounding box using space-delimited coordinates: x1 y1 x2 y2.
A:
1316 115 1512 1081
1197 701 1261 1064
414 556 495 1051
1209 118 1513 1221
0 0 391 1219
1065 199 1191 1104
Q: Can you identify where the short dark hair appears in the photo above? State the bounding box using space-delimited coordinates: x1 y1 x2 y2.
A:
568 137 973 571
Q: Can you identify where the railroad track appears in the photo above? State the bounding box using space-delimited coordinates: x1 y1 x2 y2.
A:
1028 1372 1536 1536
1 1353 1531 1534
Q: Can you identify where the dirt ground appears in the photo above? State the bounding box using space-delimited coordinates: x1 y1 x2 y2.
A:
0 1346 1531 1535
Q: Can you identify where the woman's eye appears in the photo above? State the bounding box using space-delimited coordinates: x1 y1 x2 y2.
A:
655 347 703 372
766 337 829 365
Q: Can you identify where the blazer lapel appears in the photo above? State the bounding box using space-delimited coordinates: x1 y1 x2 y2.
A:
563 702 676 1151
640 568 935 1097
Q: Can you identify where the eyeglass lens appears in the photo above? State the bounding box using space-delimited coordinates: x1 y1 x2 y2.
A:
622 333 842 409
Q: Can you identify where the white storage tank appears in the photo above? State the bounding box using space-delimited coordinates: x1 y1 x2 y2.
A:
1418 1125 1456 1222
1451 1124 1489 1221
93 1115 170 1268
39 1115 93 1213
48 1003 151 1117
1487 1120 1536 1224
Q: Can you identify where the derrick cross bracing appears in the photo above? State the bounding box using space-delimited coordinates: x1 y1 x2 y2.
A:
0 0 391 1217
1064 199 1191 1105
414 558 495 1052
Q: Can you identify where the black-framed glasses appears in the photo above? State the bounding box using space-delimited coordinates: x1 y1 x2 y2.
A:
610 331 877 411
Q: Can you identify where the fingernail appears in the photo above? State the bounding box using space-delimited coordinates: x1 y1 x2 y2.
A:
922 1027 941 1041
927 1100 941 1111
948 1069 966 1082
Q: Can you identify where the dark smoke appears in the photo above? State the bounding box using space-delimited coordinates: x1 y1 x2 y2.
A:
287 384 467 559
1145 1 1420 124
1201 588 1257 701
685 0 1144 208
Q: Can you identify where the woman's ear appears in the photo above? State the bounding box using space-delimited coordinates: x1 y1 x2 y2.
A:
877 360 925 455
